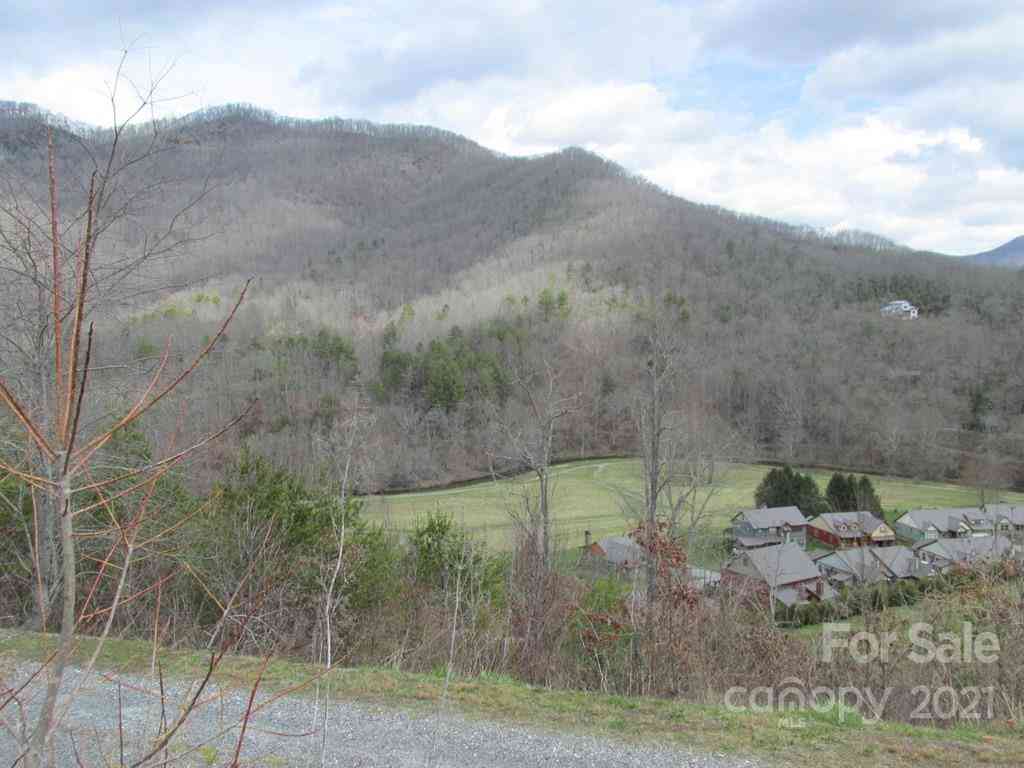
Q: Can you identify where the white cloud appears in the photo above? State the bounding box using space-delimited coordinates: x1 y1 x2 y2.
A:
804 19 1024 101
7 64 120 126
393 80 714 158
4 0 1024 254
369 70 1024 253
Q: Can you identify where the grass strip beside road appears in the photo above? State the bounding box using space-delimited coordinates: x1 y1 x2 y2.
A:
2 631 1022 768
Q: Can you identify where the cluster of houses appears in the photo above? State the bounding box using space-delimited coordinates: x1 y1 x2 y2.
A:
720 504 1024 607
578 502 1023 610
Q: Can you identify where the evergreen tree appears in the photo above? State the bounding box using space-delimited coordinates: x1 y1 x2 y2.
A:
754 465 828 517
826 473 856 512
854 475 883 514
825 472 883 514
425 340 465 411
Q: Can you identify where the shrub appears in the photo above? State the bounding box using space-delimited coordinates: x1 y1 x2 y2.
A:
410 512 472 590
343 523 403 612
215 449 336 550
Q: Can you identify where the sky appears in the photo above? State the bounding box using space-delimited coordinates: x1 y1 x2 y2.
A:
3 0 1022 255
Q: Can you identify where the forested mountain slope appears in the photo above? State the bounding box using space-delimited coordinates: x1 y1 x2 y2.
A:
964 235 1024 267
3 101 1024 492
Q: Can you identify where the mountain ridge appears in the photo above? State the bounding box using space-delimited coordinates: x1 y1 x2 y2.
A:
4 97 1024 491
0 99 912 260
962 235 1024 267
6 99 1016 270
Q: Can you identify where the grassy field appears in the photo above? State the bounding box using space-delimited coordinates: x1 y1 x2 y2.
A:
366 459 1024 550
2 630 1022 768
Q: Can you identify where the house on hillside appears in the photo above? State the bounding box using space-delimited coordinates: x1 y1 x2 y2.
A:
806 511 895 549
730 506 807 550
814 545 921 587
894 507 1020 543
895 508 983 542
871 545 925 580
960 510 996 536
581 532 646 572
915 535 1013 573
881 299 919 318
722 542 834 607
979 504 1024 532
579 531 722 590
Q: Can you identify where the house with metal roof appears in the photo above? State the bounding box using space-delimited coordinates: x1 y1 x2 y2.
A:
979 504 1024 530
730 506 807 550
915 535 1014 573
807 511 895 549
580 533 647 572
894 506 1022 543
894 508 983 542
871 545 925 580
579 532 720 591
722 542 834 606
814 545 921 586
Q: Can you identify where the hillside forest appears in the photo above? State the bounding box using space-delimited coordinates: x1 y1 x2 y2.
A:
3 101 1023 498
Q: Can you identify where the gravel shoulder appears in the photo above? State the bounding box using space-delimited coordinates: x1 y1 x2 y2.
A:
1 664 763 768
5 634 1023 768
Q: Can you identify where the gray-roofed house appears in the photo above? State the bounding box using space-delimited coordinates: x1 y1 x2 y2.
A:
960 510 996 536
722 542 834 607
871 545 924 580
980 504 1024 533
895 508 987 543
582 533 647 572
815 545 922 587
915 535 1014 573
807 511 895 549
730 506 807 550
894 506 1024 544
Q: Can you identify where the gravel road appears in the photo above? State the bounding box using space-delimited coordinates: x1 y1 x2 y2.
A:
0 664 765 767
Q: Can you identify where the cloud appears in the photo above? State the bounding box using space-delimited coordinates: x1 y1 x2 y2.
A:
296 17 528 108
804 21 1024 100
646 118 1024 255
2 0 285 76
370 71 1024 254
801 17 1024 167
293 0 702 112
700 0 1017 63
2 0 1023 253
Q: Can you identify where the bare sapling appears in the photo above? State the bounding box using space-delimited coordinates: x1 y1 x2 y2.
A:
312 390 375 767
0 127 250 767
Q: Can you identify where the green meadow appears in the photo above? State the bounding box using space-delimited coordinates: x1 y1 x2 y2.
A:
365 459 1024 551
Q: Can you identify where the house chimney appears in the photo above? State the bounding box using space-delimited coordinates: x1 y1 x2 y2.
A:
584 529 592 548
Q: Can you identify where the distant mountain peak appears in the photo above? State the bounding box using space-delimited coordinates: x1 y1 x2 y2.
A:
964 236 1024 267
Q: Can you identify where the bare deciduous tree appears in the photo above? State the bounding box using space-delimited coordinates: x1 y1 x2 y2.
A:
0 52 217 631
0 73 249 767
488 357 579 571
